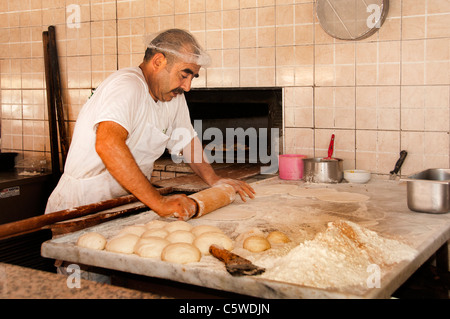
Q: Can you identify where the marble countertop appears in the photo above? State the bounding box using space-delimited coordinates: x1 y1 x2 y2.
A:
41 177 450 299
0 262 167 299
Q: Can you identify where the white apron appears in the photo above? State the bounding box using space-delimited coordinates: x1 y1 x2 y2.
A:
45 125 172 213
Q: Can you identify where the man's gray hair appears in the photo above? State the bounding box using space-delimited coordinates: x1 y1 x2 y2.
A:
144 29 210 67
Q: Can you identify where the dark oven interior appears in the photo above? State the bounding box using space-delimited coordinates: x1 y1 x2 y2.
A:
177 87 283 165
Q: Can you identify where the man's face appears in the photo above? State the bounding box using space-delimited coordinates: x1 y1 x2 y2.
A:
153 59 201 102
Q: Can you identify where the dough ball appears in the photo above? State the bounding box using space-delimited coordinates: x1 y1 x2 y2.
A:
164 220 193 233
118 225 146 237
161 243 201 264
193 232 234 255
135 237 170 258
141 228 169 239
76 232 106 250
235 228 265 243
106 234 140 254
267 231 291 244
243 236 271 252
191 224 223 237
134 236 166 253
165 230 196 244
145 220 169 230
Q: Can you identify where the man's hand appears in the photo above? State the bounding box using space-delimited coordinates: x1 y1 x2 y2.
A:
212 178 255 202
153 194 197 221
182 137 256 202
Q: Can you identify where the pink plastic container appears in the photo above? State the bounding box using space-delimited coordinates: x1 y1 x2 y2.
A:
278 154 307 180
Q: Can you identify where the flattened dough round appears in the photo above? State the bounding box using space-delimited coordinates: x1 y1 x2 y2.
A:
141 228 169 239
76 232 106 250
243 236 271 252
164 220 193 233
161 243 201 264
316 191 370 203
253 184 296 196
165 230 196 244
267 231 291 244
191 224 223 237
289 187 337 198
193 232 234 255
135 237 170 258
106 234 139 254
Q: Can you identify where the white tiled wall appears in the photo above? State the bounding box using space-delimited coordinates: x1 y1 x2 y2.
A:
0 0 449 176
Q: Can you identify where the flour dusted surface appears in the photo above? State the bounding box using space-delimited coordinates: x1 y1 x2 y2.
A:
250 220 417 290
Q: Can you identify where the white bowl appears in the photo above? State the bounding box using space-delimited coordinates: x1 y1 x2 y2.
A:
344 170 371 183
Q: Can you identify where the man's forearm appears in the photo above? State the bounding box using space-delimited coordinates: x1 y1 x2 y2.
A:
188 160 221 186
183 136 221 186
95 121 164 209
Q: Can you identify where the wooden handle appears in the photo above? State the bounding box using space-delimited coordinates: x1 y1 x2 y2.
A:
47 26 69 167
46 203 148 236
43 30 60 175
0 187 173 240
390 150 408 175
209 244 240 263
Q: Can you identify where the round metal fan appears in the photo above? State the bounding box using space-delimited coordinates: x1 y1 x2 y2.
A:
316 0 389 40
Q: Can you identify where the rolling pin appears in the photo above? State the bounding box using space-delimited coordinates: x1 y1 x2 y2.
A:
189 184 236 218
0 187 173 240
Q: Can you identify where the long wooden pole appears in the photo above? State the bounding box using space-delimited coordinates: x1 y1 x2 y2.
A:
0 187 173 240
42 30 60 177
47 26 69 167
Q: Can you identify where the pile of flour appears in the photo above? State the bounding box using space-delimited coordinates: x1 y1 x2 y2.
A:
250 220 417 290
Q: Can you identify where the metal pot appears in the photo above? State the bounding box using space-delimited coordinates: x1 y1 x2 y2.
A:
303 158 343 183
402 169 450 214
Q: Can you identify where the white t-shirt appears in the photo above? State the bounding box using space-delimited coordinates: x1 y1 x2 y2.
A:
45 67 197 213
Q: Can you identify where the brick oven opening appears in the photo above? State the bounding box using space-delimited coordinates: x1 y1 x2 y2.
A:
153 88 282 182
186 88 282 165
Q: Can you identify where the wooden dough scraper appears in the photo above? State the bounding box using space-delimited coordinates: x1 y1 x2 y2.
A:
209 244 265 276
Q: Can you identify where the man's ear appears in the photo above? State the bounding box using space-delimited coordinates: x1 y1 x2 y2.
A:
151 52 167 71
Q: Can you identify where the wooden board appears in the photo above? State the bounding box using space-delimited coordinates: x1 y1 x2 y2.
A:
153 164 262 193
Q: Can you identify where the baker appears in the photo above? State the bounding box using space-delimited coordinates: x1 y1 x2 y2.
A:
45 29 255 220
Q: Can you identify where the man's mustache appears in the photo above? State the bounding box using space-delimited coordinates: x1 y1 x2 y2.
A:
172 88 184 95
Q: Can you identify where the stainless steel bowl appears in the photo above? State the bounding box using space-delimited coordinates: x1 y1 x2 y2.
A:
402 169 450 214
303 158 343 183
